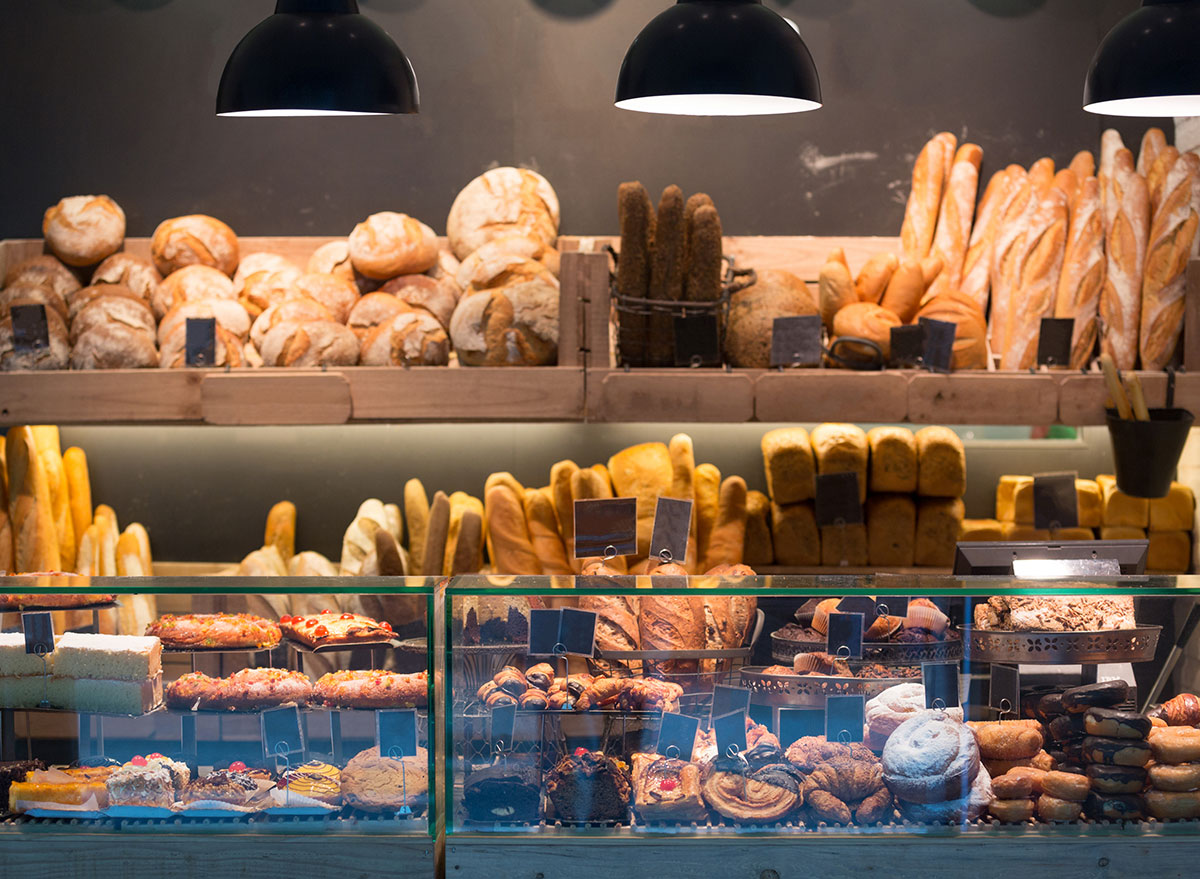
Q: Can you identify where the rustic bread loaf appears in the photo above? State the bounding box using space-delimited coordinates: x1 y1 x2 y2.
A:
359 310 450 366
259 320 360 367
249 297 334 349
158 322 258 369
0 302 69 371
43 195 125 267
152 265 236 319
1054 175 1106 368
447 167 560 260
92 253 161 305
4 255 80 301
1099 149 1150 370
347 292 412 339
151 214 239 277
158 299 252 346
914 292 989 370
307 240 378 296
293 272 360 324
724 269 817 368
378 274 457 329
349 212 439 280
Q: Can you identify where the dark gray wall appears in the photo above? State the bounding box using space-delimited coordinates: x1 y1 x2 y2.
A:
0 0 1166 240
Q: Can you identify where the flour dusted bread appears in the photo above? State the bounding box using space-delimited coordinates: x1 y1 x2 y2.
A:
70 295 155 344
1140 151 1200 370
307 240 378 296
901 132 956 260
378 274 457 329
761 427 815 505
1099 149 1150 370
607 443 673 559
71 322 159 370
158 299 251 346
916 426 966 498
867 427 918 493
238 267 304 315
449 259 559 366
294 272 360 324
926 144 984 299
4 256 80 303
151 215 239 277
360 310 449 366
152 265 236 319
0 304 69 371
249 298 333 349
259 320 359 367
447 167 560 260
347 292 411 340
725 270 816 368
349 212 439 280
1054 175 1106 368
158 322 257 369
1 283 69 324
811 423 868 502
43 195 125 267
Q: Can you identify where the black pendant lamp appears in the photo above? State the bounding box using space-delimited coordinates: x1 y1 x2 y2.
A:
1084 0 1200 116
217 0 418 117
615 0 822 116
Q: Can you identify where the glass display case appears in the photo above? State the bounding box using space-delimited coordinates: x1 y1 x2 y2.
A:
443 573 1200 874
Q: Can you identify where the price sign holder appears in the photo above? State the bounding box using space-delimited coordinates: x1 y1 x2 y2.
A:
1033 472 1079 530
261 706 305 764
779 708 825 746
890 324 925 368
656 712 700 760
815 472 864 527
770 315 823 368
650 497 693 565
377 709 418 759
528 608 597 658
11 304 50 352
711 685 751 720
990 664 1021 718
22 612 54 708
490 703 517 757
185 317 217 367
825 695 865 744
836 596 877 618
573 497 638 559
1036 318 1074 368
714 709 748 758
919 317 956 373
673 314 722 368
826 612 864 660
923 662 961 710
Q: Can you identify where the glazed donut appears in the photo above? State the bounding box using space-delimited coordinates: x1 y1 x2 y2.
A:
988 797 1035 823
1085 707 1153 740
1005 766 1049 795
493 667 528 698
1037 794 1082 822
1061 680 1129 714
1149 726 1200 765
1147 763 1200 793
1084 792 1145 822
1145 789 1200 820
1041 770 1091 802
969 720 1044 760
1083 736 1153 767
477 681 499 703
883 713 981 804
991 771 1035 800
1036 692 1066 720
1086 764 1147 795
1049 713 1087 743
524 663 555 692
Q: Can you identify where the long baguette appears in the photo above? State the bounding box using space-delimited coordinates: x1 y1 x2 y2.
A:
0 459 10 574
6 427 59 574
1140 151 1200 370
1138 127 1168 178
403 478 429 575
1147 146 1181 212
1099 149 1150 370
926 143 984 300
901 132 956 260
62 447 92 559
960 165 1018 311
1069 150 1096 185
989 168 1035 353
39 447 75 572
1099 129 1126 217
1054 176 1107 368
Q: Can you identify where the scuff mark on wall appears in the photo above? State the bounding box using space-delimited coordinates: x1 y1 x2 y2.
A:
799 144 880 174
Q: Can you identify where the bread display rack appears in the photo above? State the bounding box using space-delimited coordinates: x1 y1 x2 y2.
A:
962 625 1163 664
738 667 913 706
770 629 965 666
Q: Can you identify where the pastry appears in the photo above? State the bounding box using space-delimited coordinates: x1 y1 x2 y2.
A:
1082 736 1152 767
8 773 110 812
1145 789 1200 820
896 764 992 824
278 761 341 805
1062 680 1130 713
1154 693 1200 727
492 667 529 698
1004 766 1049 794
259 319 360 367
50 632 160 681
1083 792 1145 822
882 712 980 804
1049 713 1087 743
518 690 549 710
982 751 1055 777
463 762 541 823
182 769 266 807
865 684 964 748
1041 770 1090 802
973 597 1136 633
968 719 1044 760
524 663 555 691
314 670 428 709
280 609 393 647
106 761 174 809
784 737 876 774
1084 707 1152 740
341 746 428 814
988 797 1035 823
1148 763 1200 792
43 195 125 266
545 750 631 823
1086 764 1147 795
1037 793 1083 822
800 754 892 825
1149 727 1200 764
700 747 804 823
151 214 239 277
0 760 45 809
145 613 281 649
630 753 707 822
165 668 313 711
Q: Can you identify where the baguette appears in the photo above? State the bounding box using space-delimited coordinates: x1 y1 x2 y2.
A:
264 500 296 561
920 255 944 289
1001 171 1073 369
694 463 721 563
384 503 402 544
855 252 898 303
421 490 450 577
989 168 1034 353
75 522 101 575
1069 150 1096 185
1054 176 1107 368
95 509 118 576
6 427 59 573
1147 146 1181 212
1100 149 1151 370
550 459 581 570
1099 128 1126 216
31 426 61 459
450 510 483 576
93 503 119 537
40 447 75 572
901 132 956 260
701 476 747 570
125 522 153 575
668 433 699 570
0 464 10 574
485 471 525 501
607 442 672 559
1140 151 1200 370
523 488 572 575
617 182 655 364
62 447 92 559
443 493 484 575
743 490 774 567
115 529 146 576
0 436 5 496
404 478 430 574
926 143 984 299
1138 127 1169 179
485 485 541 575
819 252 857 331
879 257 925 322
960 166 1018 311
686 205 723 302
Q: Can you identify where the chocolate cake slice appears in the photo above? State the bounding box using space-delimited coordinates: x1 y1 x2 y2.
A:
545 750 631 823
463 762 541 823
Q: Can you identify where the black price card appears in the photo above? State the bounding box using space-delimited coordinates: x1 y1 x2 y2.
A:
650 497 693 565
890 324 926 368
185 317 217 367
261 706 305 760
1033 471 1079 530
836 596 878 618
711 685 752 720
815 472 864 526
559 608 597 657
923 662 961 710
714 709 748 757
990 665 1021 718
11 304 50 352
1036 318 1074 368
490 703 517 754
779 709 825 746
529 608 563 656
21 612 54 655
656 712 701 760
770 315 823 368
573 497 638 559
673 313 722 368
919 317 957 373
874 596 910 619
825 612 864 660
825 695 865 743
377 709 418 759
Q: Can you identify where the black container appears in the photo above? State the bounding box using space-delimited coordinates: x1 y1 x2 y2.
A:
1106 408 1195 498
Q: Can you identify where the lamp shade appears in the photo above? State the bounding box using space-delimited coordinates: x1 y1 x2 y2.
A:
615 0 822 116
216 0 418 117
1084 0 1200 116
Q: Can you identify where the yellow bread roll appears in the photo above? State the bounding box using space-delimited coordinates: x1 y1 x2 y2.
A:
867 427 918 494
744 490 774 567
761 427 815 505
1050 528 1096 541
694 463 722 564
1100 526 1147 540
1148 530 1191 573
75 522 101 575
607 442 672 559
62 447 92 558
404 478 430 575
668 433 698 570
30 426 61 459
915 426 966 498
1097 475 1150 528
702 476 748 569
1000 522 1051 541
485 485 541 575
422 491 451 577
523 488 572 575
960 518 1004 542
6 427 59 573
1150 482 1195 531
811 423 868 502
39 447 74 572
995 475 1032 521
550 460 581 570
125 522 152 575
819 253 856 331
485 472 526 501
915 497 965 567
866 494 916 567
821 523 868 566
771 502 820 567
264 500 296 561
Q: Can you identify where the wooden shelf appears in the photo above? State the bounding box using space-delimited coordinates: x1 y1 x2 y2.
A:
756 370 909 423
586 369 756 423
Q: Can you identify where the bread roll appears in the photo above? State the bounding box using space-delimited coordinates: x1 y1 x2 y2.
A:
70 295 155 345
71 322 158 370
867 494 916 567
821 523 867 566
550 460 581 569
1100 150 1150 370
926 143 984 299
159 322 257 370
819 251 857 331
702 476 747 570
4 256 80 302
1 283 68 324
761 428 815 505
961 166 1020 311
694 463 722 564
239 267 304 316
0 304 69 371
160 299 252 346
608 443 673 559
1141 151 1200 370
914 292 989 370
347 292 411 339
447 167 560 260
6 427 59 573
879 258 925 323
349 212 439 280
360 310 450 366
915 498 965 567
902 132 956 260
259 320 360 367
1054 175 1106 368
284 272 356 324
151 214 239 277
152 265 236 319
486 485 541 575
855 252 899 303
524 488 572 575
744 490 774 567
455 233 559 289
449 265 559 367
867 427 918 493
685 204 723 303
265 501 296 561
832 302 901 361
422 491 451 576
66 284 143 325
725 269 817 368
771 502 819 567
43 195 125 267
811 423 868 502
233 252 297 288
378 274 457 329
92 253 161 304
915 426 966 498
307 240 378 296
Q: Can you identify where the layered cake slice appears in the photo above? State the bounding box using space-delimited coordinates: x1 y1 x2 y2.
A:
52 633 162 681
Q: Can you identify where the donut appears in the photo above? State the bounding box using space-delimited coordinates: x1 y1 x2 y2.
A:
1006 766 1049 795
988 797 1035 823
1084 708 1153 740
493 667 529 697
1082 736 1152 767
968 720 1044 760
1041 770 1091 802
991 771 1034 799
882 713 981 804
1147 763 1200 792
1036 692 1066 720
1049 713 1087 743
1086 764 1147 795
1084 792 1145 822
1037 793 1082 822
1149 727 1200 765
1145 789 1200 820
984 750 1055 777
1061 680 1129 714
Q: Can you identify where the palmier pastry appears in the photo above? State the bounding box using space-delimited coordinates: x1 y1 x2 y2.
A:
1084 707 1152 740
700 748 804 823
882 713 980 804
524 663 555 692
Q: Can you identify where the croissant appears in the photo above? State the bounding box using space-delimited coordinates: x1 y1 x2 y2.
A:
575 677 624 711
1159 693 1200 727
801 757 893 825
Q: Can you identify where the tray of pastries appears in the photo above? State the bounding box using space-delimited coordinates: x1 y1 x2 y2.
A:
740 660 917 707
772 598 963 667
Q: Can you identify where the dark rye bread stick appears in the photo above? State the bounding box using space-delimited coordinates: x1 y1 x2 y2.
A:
617 181 655 365
686 204 723 302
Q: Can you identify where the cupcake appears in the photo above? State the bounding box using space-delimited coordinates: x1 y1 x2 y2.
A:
905 599 949 636
811 598 842 635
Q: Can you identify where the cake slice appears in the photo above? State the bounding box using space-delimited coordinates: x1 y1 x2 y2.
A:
52 633 162 681
106 762 174 808
46 675 164 715
0 632 57 677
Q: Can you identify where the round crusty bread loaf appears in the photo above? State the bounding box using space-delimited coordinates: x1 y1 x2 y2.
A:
348 212 439 280
250 296 334 349
360 310 450 367
724 268 817 368
68 283 146 322
0 282 69 323
70 294 156 345
151 214 239 277
91 253 162 303
427 249 461 285
153 265 236 319
234 252 298 288
42 195 125 267
459 254 557 298
307 240 378 295
378 274 457 329
447 167 560 259
347 292 412 339
915 292 988 370
71 323 159 369
157 299 253 346
0 301 69 370
260 319 360 367
159 322 259 369
832 302 902 361
239 267 303 314
449 271 559 368
454 233 559 288
294 272 359 323
4 255 81 299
